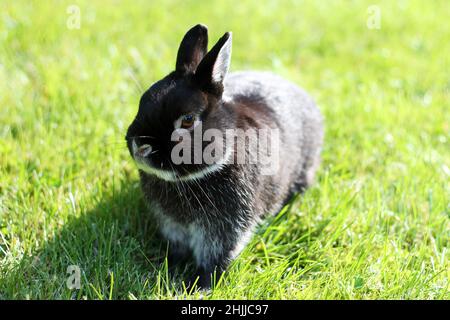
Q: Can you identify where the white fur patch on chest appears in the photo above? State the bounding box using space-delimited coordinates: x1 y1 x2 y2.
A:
153 208 222 268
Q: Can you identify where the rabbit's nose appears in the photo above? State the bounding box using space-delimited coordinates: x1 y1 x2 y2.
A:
137 144 153 157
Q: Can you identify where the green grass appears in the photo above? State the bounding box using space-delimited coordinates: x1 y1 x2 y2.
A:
1 0 449 299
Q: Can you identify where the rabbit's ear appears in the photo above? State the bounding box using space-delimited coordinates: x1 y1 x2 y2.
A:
176 24 209 75
194 32 232 93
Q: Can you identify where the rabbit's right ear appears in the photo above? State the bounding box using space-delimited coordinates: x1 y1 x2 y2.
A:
194 32 232 95
176 24 208 75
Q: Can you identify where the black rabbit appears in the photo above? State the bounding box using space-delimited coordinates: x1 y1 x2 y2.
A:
126 24 323 288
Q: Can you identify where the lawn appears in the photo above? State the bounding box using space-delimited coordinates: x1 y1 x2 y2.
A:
0 0 449 299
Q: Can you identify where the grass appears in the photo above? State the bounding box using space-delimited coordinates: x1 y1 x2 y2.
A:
0 0 449 299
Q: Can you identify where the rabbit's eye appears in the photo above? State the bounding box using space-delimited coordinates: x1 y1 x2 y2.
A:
174 114 199 130
181 114 195 128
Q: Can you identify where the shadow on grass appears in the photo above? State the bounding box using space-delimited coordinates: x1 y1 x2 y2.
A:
1 176 321 299
1 179 191 299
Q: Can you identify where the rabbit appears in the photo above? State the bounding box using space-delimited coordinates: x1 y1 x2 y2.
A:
125 24 323 289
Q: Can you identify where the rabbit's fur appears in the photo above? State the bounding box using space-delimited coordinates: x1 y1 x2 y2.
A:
126 24 323 288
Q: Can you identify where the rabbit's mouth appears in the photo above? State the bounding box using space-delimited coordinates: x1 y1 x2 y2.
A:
131 140 176 181
130 139 231 183
135 159 179 182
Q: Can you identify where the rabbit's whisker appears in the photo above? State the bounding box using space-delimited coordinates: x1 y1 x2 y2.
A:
126 135 156 140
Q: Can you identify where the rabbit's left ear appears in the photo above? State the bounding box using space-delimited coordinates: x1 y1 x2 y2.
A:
176 24 209 75
194 32 232 94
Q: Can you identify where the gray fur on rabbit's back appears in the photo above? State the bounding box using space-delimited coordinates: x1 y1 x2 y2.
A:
224 70 323 197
